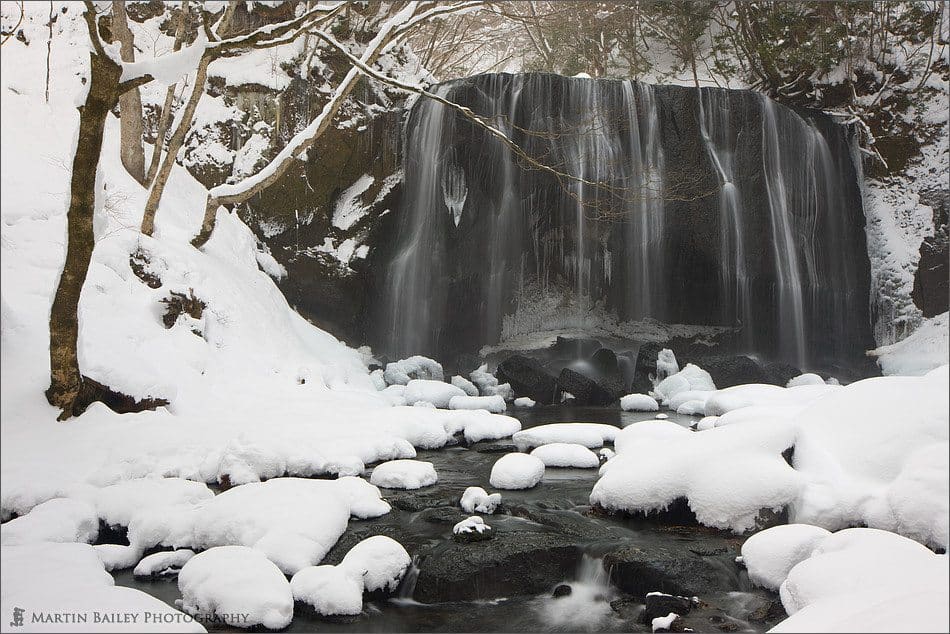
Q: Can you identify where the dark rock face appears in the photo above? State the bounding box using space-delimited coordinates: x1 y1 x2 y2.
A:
557 368 621 406
699 355 770 388
603 541 741 598
412 531 582 602
640 593 694 624
912 192 949 317
552 584 573 598
495 355 559 404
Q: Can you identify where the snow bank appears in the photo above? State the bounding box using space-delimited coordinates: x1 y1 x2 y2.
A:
530 443 600 468
1 542 204 632
489 453 545 489
0 498 98 545
133 549 196 578
179 546 293 630
404 380 467 408
652 364 715 402
339 535 411 593
512 423 619 451
460 486 502 514
449 394 507 413
384 356 444 385
620 393 659 412
369 459 438 489
93 477 214 529
868 311 949 376
291 565 363 616
740 524 831 590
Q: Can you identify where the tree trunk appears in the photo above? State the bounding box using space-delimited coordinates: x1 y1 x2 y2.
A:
46 50 123 419
112 0 146 184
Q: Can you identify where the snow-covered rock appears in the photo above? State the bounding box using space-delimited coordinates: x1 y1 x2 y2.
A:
93 477 214 529
453 516 492 541
369 459 438 490
404 380 467 408
740 524 831 590
0 498 98 545
291 564 363 616
369 369 387 390
652 613 678 632
456 412 521 444
460 486 502 514
652 364 716 402
620 393 659 412
656 348 679 380
449 394 507 413
489 453 545 489
339 535 411 593
530 443 600 468
179 546 293 630
512 423 619 451
514 397 536 408
95 543 143 571
786 373 825 387
868 311 949 376
470 364 499 395
384 356 444 385
451 375 480 396
133 549 196 578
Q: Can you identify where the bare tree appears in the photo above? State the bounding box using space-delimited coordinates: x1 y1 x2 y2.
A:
112 0 147 184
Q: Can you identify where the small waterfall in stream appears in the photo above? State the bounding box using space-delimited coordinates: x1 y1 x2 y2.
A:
377 73 873 373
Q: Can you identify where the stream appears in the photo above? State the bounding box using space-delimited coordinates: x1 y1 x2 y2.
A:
114 407 786 632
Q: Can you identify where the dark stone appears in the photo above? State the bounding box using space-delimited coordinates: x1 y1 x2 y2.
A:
412 531 583 602
418 507 466 525
557 368 620 406
552 584 573 598
602 542 741 598
474 443 519 454
763 362 802 387
640 593 693 624
632 342 664 394
453 524 493 543
912 220 949 318
698 355 769 388
591 347 621 376
495 355 559 404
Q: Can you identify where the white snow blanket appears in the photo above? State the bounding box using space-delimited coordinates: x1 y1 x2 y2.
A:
530 443 600 468
512 423 619 451
652 364 715 402
489 453 545 489
383 356 444 385
369 460 438 490
403 380 467 408
0 498 98 545
449 394 507 413
620 393 659 412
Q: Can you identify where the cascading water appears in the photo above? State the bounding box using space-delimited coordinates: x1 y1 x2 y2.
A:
378 73 873 374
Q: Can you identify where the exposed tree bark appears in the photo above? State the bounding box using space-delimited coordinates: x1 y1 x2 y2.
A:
112 0 146 184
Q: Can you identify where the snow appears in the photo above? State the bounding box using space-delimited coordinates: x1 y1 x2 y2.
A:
339 535 411 593
451 374 480 396
133 549 196 578
404 379 467 408
456 411 521 443
652 613 678 632
1 542 204 632
489 453 546 489
530 443 600 468
470 364 499 394
652 364 716 402
0 498 98 545
449 394 507 413
786 373 825 387
868 311 949 375
453 515 492 535
460 486 502 514
290 564 363 616
332 174 374 230
740 524 832 590
512 423 619 451
369 459 438 489
620 393 659 411
384 356 444 385
514 396 536 407
119 35 207 86
95 543 144 571
93 477 214 529
655 348 679 380
178 545 293 630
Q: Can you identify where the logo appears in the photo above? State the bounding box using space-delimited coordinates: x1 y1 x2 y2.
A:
10 607 25 627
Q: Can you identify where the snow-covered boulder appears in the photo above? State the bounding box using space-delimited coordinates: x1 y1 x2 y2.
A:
291 565 363 616
449 394 507 413
652 364 715 403
457 412 521 444
370 369 387 390
133 549 196 578
95 543 143 571
470 364 499 395
460 486 502 514
451 375 479 396
740 524 831 590
94 477 214 529
489 453 545 490
620 393 659 412
384 356 444 385
381 384 407 406
0 498 98 545
453 516 492 541
339 535 411 593
514 397 536 408
179 546 293 630
786 373 825 387
369 460 438 490
656 348 679 381
530 443 600 468
512 423 619 451
404 379 467 408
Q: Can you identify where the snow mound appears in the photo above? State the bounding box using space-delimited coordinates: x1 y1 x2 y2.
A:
1 542 202 632
652 613 678 632
453 515 491 536
460 486 502 514
786 373 825 387
656 348 679 380
339 535 411 593
133 549 195 578
514 397 536 408
868 311 949 376
93 477 214 529
470 364 499 395
489 453 545 489
95 543 144 571
530 443 600 468
454 411 521 444
620 393 659 412
451 375 479 396
179 546 293 630
613 420 689 453
0 498 98 545
384 356 444 385
404 380 467 408
512 423 619 451
652 364 715 402
449 394 507 413
370 459 438 489
740 524 831 590
291 564 363 616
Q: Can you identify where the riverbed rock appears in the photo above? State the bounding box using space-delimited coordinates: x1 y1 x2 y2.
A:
602 541 741 598
495 355 559 404
557 368 621 406
552 584 572 598
412 531 582 602
697 355 768 388
640 593 694 624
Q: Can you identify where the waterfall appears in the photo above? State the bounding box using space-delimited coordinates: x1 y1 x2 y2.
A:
378 73 873 374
